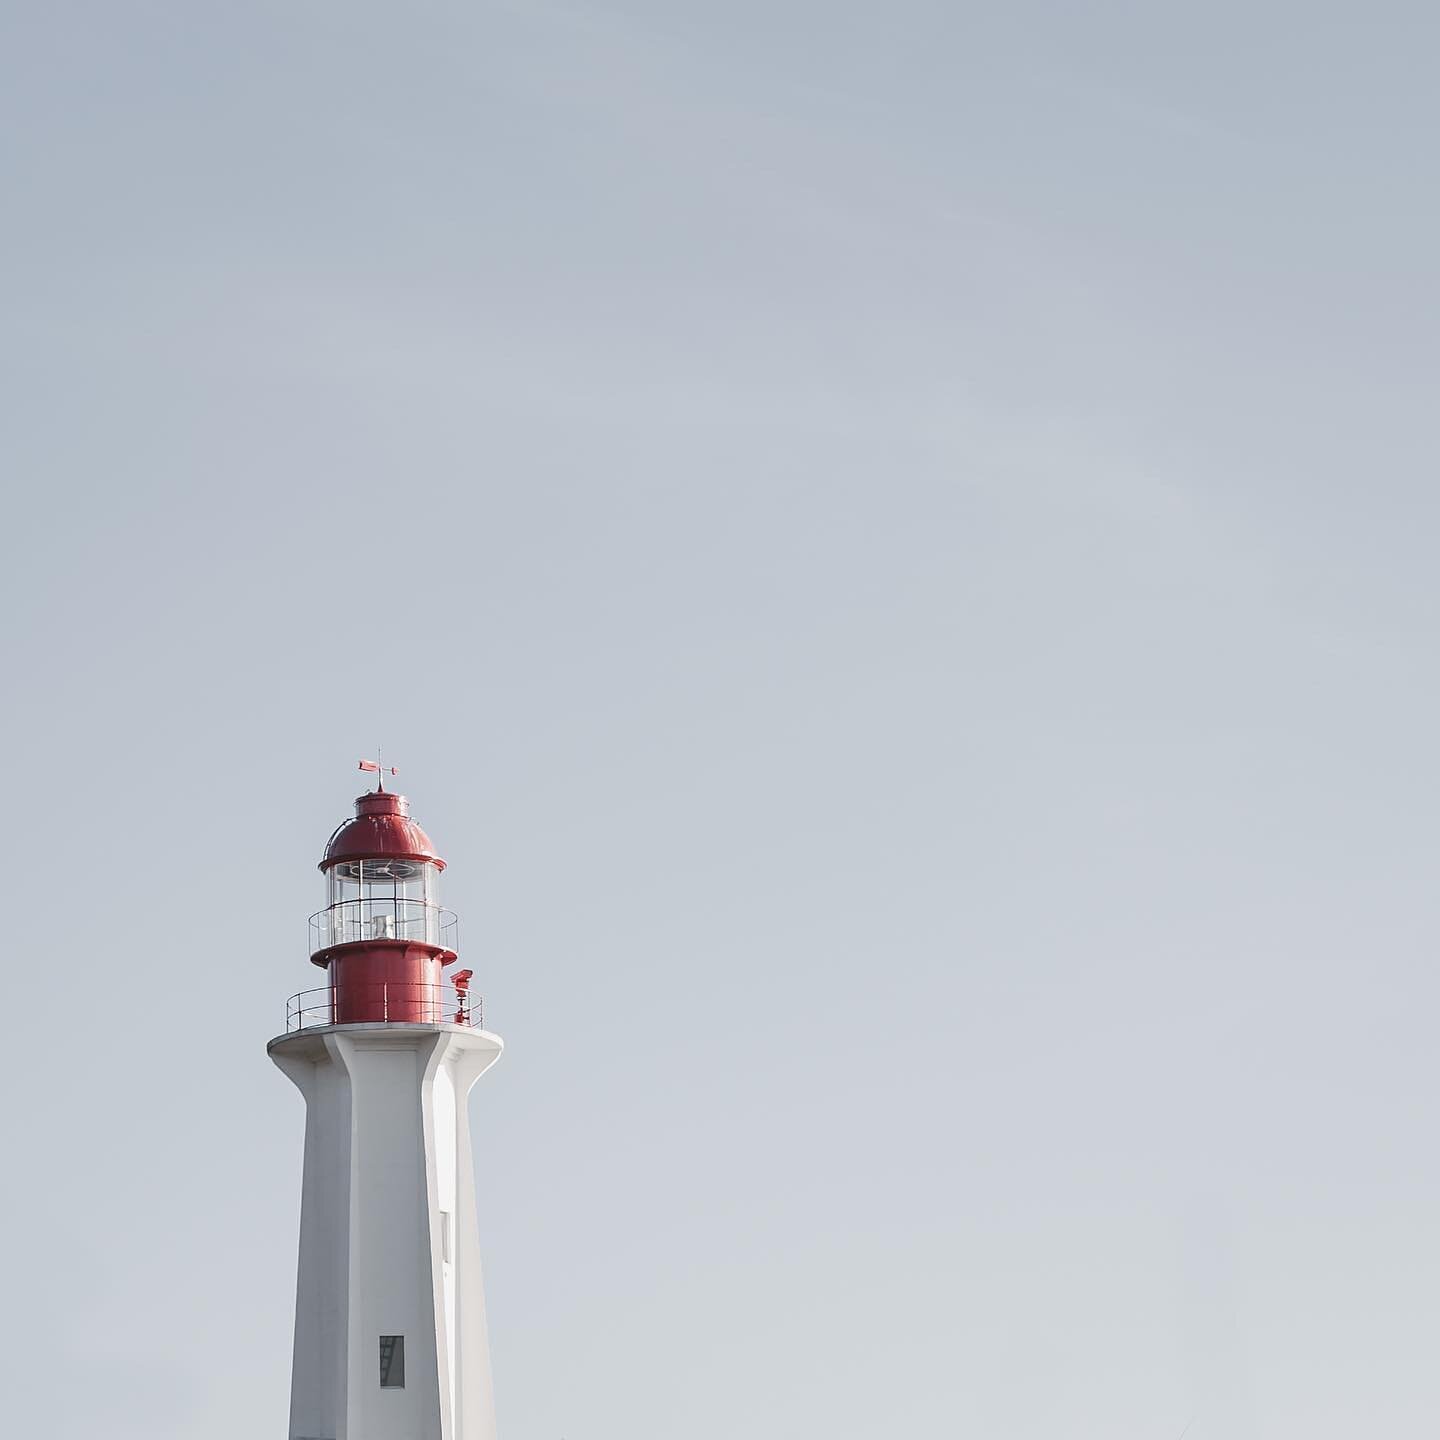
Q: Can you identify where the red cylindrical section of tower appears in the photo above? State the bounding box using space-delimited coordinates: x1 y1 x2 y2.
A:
327 942 446 1024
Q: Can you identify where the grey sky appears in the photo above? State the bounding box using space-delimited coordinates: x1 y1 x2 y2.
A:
4 3 1440 1436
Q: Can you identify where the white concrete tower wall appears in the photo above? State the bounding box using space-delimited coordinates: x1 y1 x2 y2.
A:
271 1023 503 1440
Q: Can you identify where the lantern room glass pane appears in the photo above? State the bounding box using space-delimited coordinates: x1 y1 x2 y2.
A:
320 858 441 948
329 857 434 900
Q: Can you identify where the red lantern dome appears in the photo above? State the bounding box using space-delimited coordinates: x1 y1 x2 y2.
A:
321 790 447 873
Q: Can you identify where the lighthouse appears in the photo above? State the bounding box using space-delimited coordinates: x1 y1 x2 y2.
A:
269 773 504 1440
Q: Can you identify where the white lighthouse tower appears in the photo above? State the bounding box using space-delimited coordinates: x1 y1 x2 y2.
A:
269 773 504 1440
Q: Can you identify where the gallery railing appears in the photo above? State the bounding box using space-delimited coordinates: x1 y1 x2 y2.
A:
284 978 482 1032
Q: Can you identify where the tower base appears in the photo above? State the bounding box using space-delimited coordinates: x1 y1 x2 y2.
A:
270 1023 503 1440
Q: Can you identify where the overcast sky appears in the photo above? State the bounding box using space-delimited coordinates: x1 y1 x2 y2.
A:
5 3 1440 1437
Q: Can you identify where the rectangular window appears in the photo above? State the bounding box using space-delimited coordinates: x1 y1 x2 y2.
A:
379 1335 405 1389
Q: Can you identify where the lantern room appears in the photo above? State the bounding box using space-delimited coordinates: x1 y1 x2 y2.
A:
310 788 459 1024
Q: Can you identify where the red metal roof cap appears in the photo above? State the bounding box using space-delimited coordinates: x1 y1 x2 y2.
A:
320 791 447 871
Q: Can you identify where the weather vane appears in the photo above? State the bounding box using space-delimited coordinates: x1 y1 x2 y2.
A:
357 746 398 790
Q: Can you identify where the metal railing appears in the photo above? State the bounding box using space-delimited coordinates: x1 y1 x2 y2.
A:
309 900 458 955
284 979 483 1033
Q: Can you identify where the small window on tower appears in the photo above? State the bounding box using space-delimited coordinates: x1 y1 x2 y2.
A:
379 1335 405 1389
